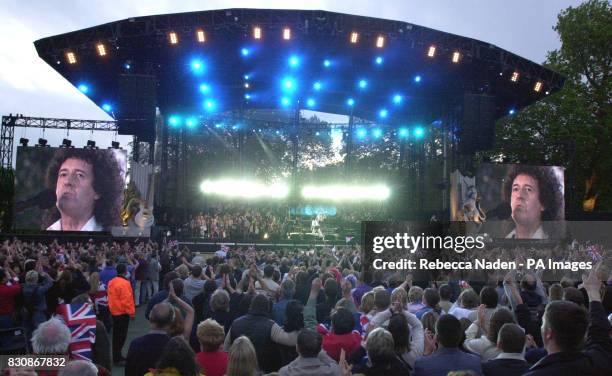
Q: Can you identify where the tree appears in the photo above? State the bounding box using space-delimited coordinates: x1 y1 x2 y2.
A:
489 0 612 213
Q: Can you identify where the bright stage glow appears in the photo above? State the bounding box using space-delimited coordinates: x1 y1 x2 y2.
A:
78 84 89 93
372 128 383 138
511 71 520 82
413 127 425 138
358 79 368 89
356 128 367 138
288 55 300 67
393 94 403 104
375 56 383 65
347 98 355 107
427 45 436 58
350 32 359 44
379 109 388 118
169 32 179 45
281 97 291 106
241 48 250 56
534 81 543 92
452 51 461 63
253 27 262 40
283 28 291 40
313 81 322 91
190 59 205 74
102 103 112 112
204 100 216 112
398 127 409 138
199 83 211 93
376 36 385 48
301 184 391 201
244 94 251 100
414 75 422 83
306 98 316 108
508 109 516 115
323 59 331 67
282 77 296 92
201 179 289 199
186 117 197 128
124 63 131 70
66 52 77 64
196 30 206 43
168 115 181 127
96 44 106 56
244 75 250 80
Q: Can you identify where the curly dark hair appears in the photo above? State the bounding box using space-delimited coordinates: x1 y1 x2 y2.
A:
42 148 124 230
155 336 201 376
502 165 564 221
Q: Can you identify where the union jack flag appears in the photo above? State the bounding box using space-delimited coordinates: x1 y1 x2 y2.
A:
56 302 97 361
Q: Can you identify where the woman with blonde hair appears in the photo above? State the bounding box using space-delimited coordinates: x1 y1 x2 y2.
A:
88 271 111 332
226 336 261 376
195 319 228 376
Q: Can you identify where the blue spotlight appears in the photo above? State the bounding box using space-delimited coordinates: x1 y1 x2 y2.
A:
102 103 112 112
379 109 388 118
356 128 367 139
288 55 300 67
204 99 216 112
77 84 89 93
168 115 181 127
241 48 250 57
323 59 331 67
414 127 425 139
215 123 223 129
375 56 383 65
372 128 383 138
393 94 403 104
313 81 322 91
244 74 250 80
306 98 316 108
398 127 409 139
347 98 355 107
358 79 368 89
199 83 211 93
190 59 205 74
124 63 131 70
414 75 422 83
282 77 297 92
508 108 516 115
281 97 291 107
244 94 251 100
185 117 197 128
315 131 320 136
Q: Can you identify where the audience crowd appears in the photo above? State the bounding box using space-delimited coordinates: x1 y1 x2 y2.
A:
0 237 611 376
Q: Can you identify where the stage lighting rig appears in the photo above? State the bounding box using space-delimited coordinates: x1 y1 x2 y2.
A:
62 139 73 148
37 138 48 147
19 138 28 146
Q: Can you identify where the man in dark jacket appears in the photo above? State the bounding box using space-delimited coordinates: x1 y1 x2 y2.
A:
125 302 173 376
482 323 529 376
524 267 612 376
225 294 280 373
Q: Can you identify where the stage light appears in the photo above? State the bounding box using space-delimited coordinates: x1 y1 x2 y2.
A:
350 32 359 44
204 100 217 112
379 109 388 118
511 71 519 82
288 55 300 67
19 138 28 146
102 103 112 112
375 56 383 65
393 94 403 104
281 97 291 107
372 128 383 138
244 93 251 100
201 179 289 199
323 59 331 67
545 91 550 95
283 28 291 40
124 63 131 70
414 75 422 83
315 131 320 136
244 74 250 80
199 83 211 93
87 140 96 148
282 77 296 92
306 98 316 108
78 84 89 93
96 43 106 56
66 52 77 64
253 26 262 40
398 127 409 138
413 127 425 139
241 48 250 57
169 32 179 44
37 138 48 147
301 184 391 201
244 83 250 88
313 81 322 91
111 141 120 149
376 36 385 48
508 109 516 115
62 139 72 148
356 128 367 138
358 79 368 89
347 98 355 107
534 81 543 92
196 29 206 43
427 45 436 58
452 51 461 63
186 117 197 128
215 123 223 129
190 59 205 74
168 115 182 127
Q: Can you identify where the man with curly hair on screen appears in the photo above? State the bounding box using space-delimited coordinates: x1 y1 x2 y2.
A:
43 148 124 231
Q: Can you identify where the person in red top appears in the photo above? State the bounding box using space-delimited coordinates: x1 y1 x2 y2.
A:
0 266 21 329
195 318 229 376
107 263 135 365
305 278 362 361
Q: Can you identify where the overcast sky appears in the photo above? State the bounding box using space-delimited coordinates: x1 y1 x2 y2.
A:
0 0 584 153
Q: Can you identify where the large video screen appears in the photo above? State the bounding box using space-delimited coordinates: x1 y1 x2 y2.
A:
14 147 127 232
451 163 565 240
